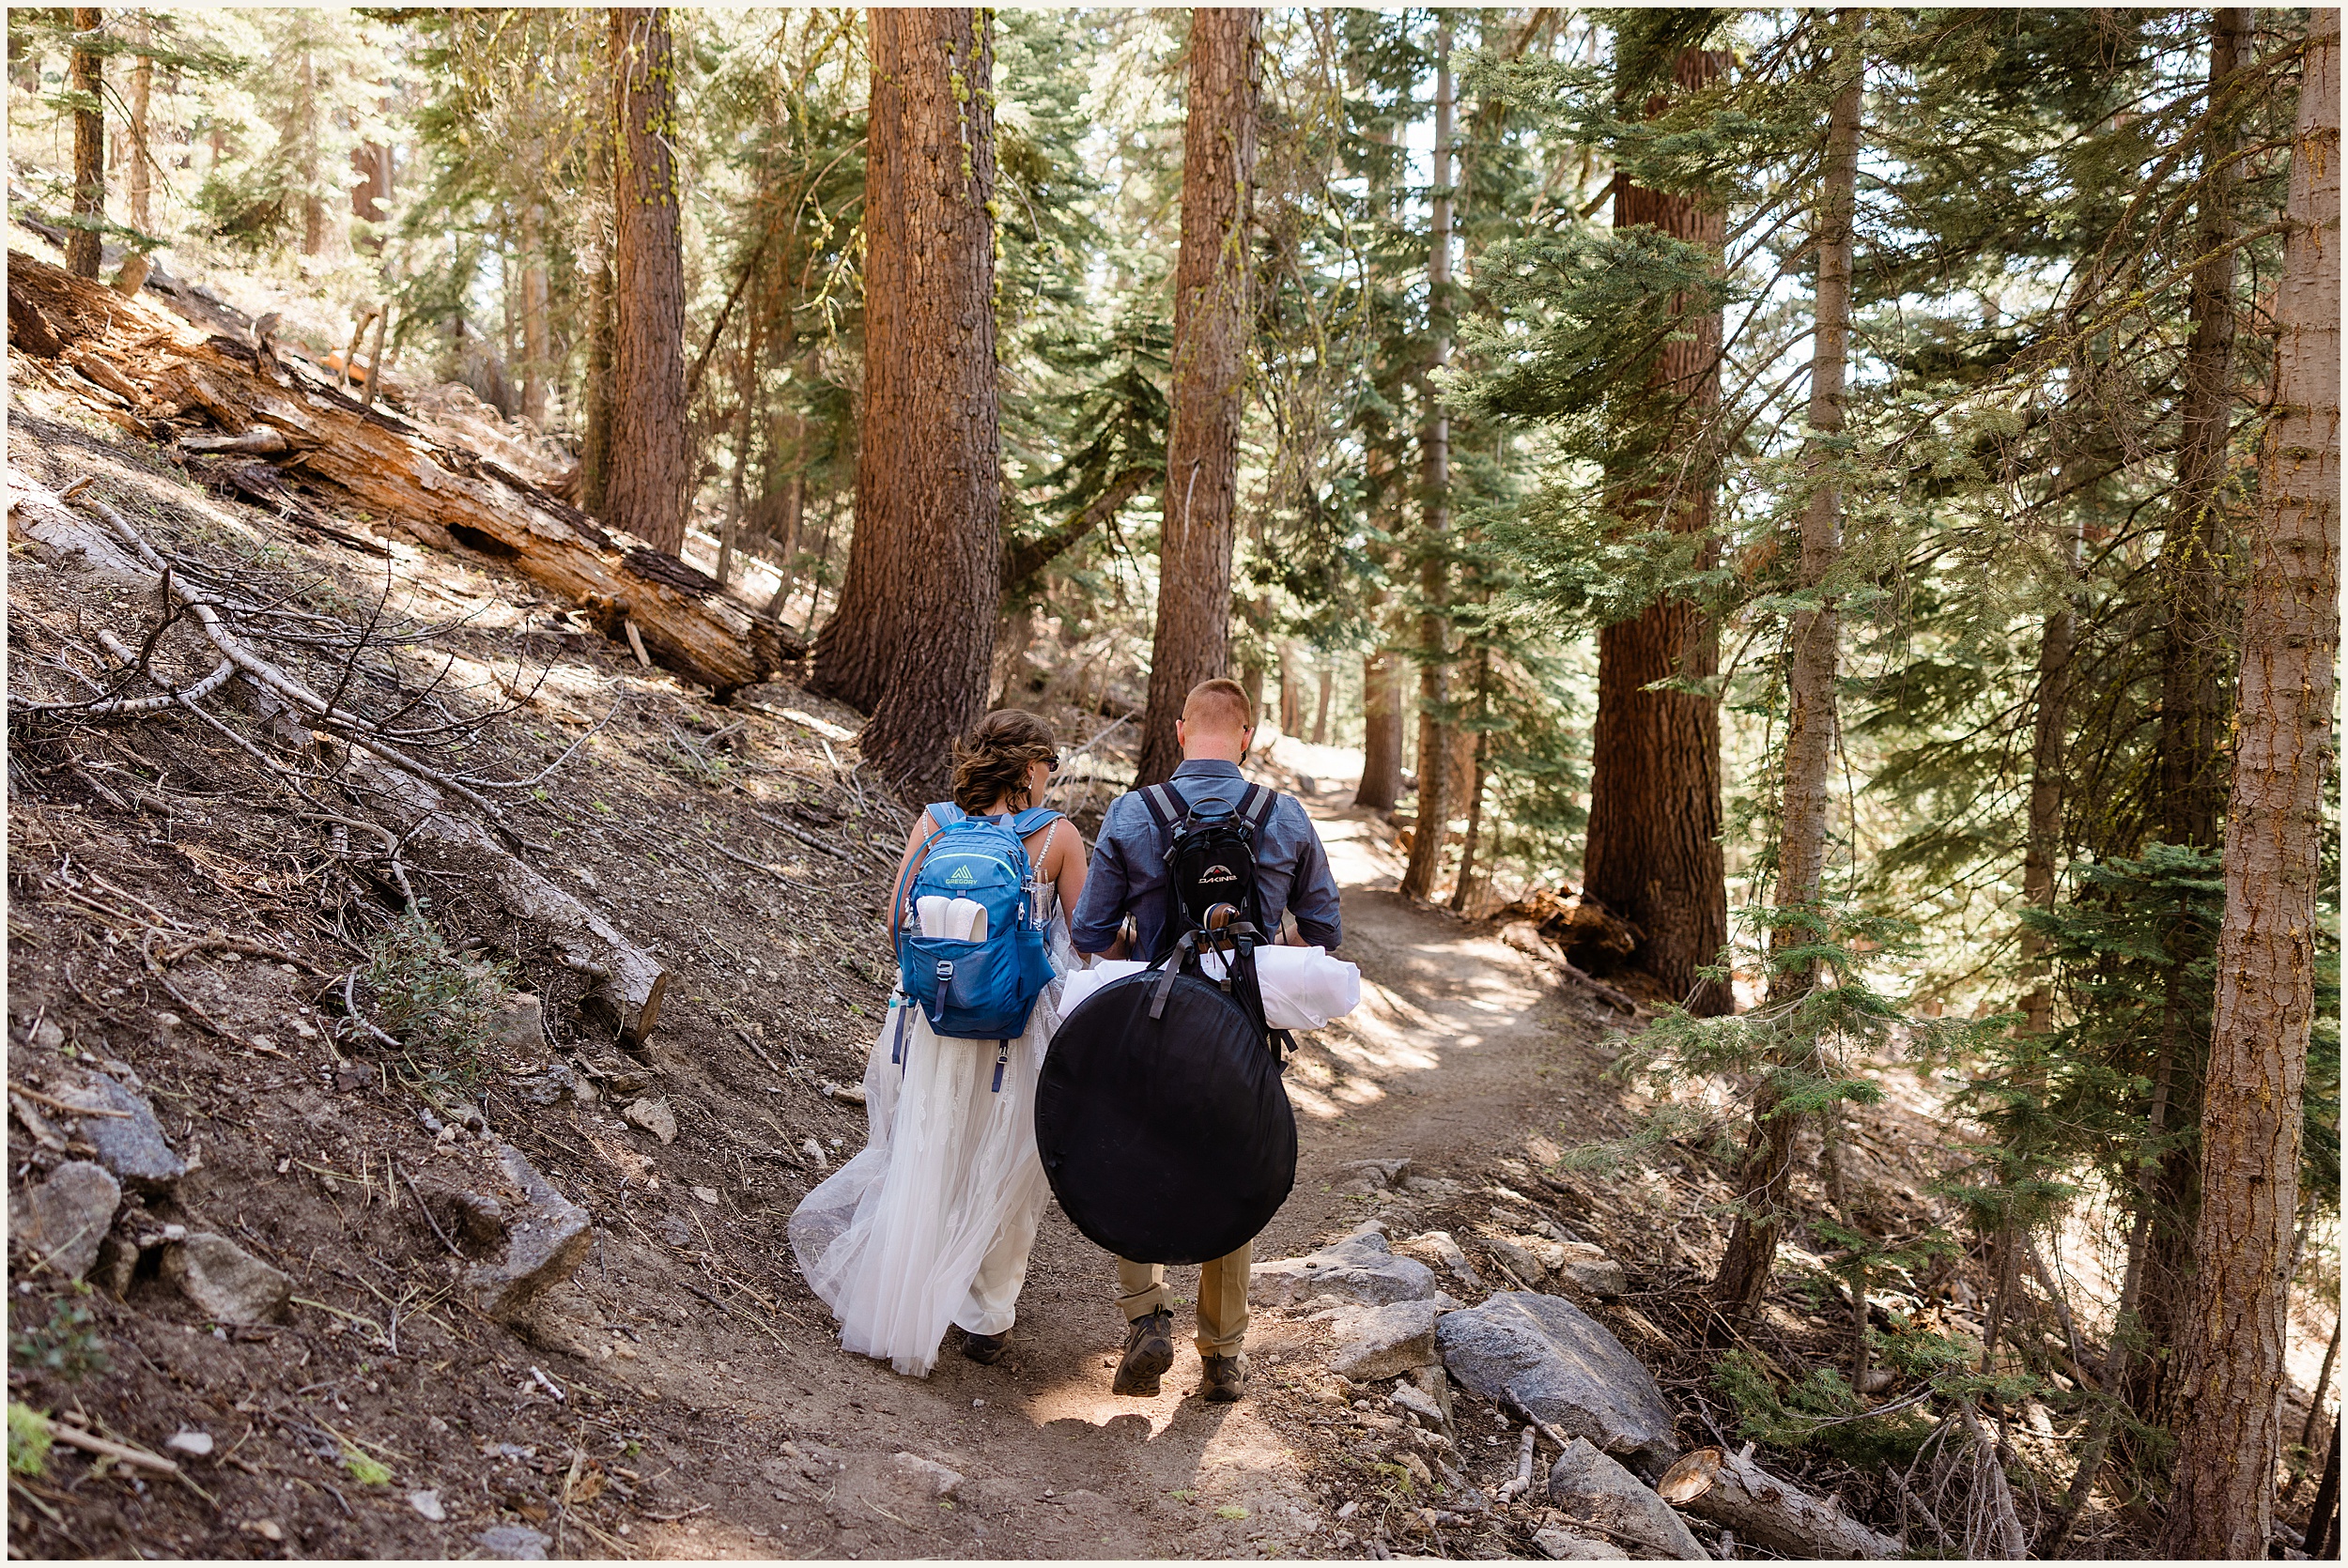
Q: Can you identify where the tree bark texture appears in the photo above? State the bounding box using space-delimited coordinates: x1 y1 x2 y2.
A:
605 8 691 555
520 205 552 427
1312 660 1333 745
1713 53 1861 1325
1399 21 1457 901
2018 501 2082 1035
1581 45 1732 1013
67 9 103 279
581 235 615 518
811 8 1003 801
1134 8 1262 786
127 19 151 234
2163 21 2339 1557
2158 8 2248 854
1357 640 1404 810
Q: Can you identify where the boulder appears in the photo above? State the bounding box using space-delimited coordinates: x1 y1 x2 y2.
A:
10 1161 120 1280
1435 1292 1676 1463
1254 1224 1436 1308
162 1233 292 1323
1325 1297 1439 1382
73 1074 187 1191
465 1145 595 1321
1547 1437 1706 1560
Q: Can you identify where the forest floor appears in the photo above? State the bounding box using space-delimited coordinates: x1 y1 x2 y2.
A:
8 226 2337 1562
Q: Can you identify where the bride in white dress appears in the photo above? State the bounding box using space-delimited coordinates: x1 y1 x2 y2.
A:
788 710 1089 1376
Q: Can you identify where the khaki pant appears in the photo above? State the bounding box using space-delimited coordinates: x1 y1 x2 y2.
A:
1117 1241 1251 1357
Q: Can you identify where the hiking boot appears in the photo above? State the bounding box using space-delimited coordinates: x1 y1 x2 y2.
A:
961 1328 1011 1366
1200 1352 1247 1403
1113 1308 1175 1395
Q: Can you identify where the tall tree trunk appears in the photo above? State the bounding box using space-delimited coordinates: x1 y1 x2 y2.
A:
2130 9 2250 1425
66 8 103 279
811 8 1002 799
2163 21 2339 1556
300 49 325 255
1357 639 1404 809
520 205 551 426
351 142 392 251
1712 47 1861 1327
127 18 151 234
606 8 691 555
717 288 763 590
1312 660 1333 746
763 410 807 618
1450 639 1492 914
1399 20 1457 901
1580 45 1731 1011
1134 8 1263 786
1279 640 1304 737
581 234 615 519
2018 500 2082 1035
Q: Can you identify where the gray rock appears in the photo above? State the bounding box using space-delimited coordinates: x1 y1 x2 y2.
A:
624 1097 678 1145
10 1161 120 1280
488 993 546 1052
74 1075 187 1191
1335 1158 1411 1191
1546 1437 1706 1560
1326 1297 1439 1381
409 1489 446 1522
1536 1525 1627 1560
162 1233 292 1323
1557 1242 1629 1298
1398 1229 1485 1289
91 1228 137 1299
475 1524 550 1560
1389 1380 1449 1432
892 1453 965 1498
1435 1292 1677 1463
465 1145 594 1321
1254 1224 1437 1308
1486 1234 1552 1284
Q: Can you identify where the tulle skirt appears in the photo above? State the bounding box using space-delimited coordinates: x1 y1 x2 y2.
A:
787 945 1069 1377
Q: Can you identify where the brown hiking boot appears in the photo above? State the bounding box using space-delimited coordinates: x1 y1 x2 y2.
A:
1113 1308 1175 1395
960 1328 1011 1365
1200 1352 1247 1403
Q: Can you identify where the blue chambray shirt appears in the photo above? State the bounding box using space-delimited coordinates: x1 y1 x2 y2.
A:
1070 759 1343 960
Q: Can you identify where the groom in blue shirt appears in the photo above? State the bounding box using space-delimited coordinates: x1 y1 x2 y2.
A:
1069 677 1342 1403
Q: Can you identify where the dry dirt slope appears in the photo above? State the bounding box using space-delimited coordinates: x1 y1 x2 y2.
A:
6 374 1677 1561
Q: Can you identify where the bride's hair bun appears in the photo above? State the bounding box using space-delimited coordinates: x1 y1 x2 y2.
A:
950 709 1057 813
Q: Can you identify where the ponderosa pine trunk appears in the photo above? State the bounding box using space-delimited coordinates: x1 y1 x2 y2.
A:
1398 21 1457 901
127 18 151 235
1357 640 1403 809
1134 8 1262 786
1580 45 1731 1012
66 9 103 279
811 8 1002 799
2162 20 2339 1556
520 204 551 426
2133 8 2249 1425
581 232 615 518
1712 50 1861 1327
1313 661 1333 746
606 8 691 555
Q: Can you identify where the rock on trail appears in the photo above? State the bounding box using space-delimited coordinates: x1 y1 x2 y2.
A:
1435 1290 1679 1464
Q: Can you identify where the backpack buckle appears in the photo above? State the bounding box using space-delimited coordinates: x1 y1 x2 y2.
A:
929 959 954 1023
991 1038 1010 1093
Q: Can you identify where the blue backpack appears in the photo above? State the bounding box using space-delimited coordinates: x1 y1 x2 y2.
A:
889 804 1061 1084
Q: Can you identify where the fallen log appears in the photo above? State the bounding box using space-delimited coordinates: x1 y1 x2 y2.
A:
1655 1445 1903 1560
8 249 793 694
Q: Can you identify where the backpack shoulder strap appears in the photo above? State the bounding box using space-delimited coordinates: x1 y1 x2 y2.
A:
1237 783 1277 834
927 801 967 831
1138 783 1187 838
1008 806 1063 837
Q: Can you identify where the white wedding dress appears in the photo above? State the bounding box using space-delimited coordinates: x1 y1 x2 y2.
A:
788 897 1077 1376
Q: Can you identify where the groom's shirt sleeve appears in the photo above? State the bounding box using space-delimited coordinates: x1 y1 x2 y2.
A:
1069 799 1133 955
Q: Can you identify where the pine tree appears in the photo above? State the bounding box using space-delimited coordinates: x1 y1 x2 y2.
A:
66 7 102 278
1135 8 1263 786
2164 19 2340 1553
605 8 690 555
811 8 1003 799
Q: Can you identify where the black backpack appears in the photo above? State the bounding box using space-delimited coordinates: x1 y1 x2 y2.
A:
1137 780 1278 956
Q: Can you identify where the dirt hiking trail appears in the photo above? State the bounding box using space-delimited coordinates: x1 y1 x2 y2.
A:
586 795 1624 1560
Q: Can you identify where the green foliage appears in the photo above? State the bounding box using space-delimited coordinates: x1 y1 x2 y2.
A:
8 1295 109 1384
7 1404 52 1480
1712 1353 1940 1469
342 1446 394 1486
358 904 515 1092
